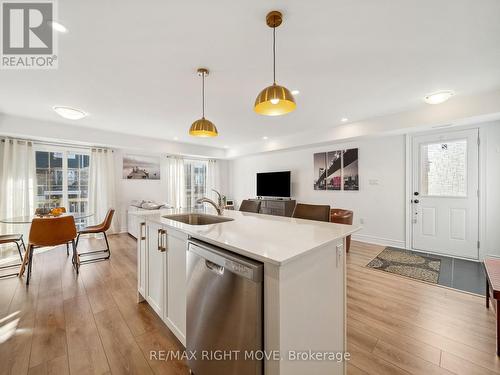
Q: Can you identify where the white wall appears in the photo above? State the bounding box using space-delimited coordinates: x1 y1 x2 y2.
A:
229 136 407 247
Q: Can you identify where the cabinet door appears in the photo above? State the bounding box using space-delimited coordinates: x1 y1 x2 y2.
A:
146 222 166 318
137 221 147 298
165 229 188 344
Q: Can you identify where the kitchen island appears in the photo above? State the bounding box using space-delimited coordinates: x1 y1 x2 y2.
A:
131 208 359 375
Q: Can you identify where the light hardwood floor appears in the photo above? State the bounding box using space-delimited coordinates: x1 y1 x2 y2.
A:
0 235 496 375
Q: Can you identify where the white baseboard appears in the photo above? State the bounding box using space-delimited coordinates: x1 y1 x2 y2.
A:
352 234 406 249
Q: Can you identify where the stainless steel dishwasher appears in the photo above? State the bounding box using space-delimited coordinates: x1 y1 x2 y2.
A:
186 239 263 375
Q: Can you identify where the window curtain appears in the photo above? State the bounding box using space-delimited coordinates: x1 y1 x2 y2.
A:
206 159 221 201
0 139 36 238
88 148 119 233
166 156 185 208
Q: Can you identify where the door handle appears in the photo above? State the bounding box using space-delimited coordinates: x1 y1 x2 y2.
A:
140 222 146 240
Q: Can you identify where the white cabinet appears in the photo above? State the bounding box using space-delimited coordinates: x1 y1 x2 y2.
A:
128 206 139 238
137 221 147 299
140 221 187 345
164 228 188 344
146 222 166 318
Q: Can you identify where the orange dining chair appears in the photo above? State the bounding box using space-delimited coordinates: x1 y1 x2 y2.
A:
19 215 77 285
75 209 115 265
53 207 73 256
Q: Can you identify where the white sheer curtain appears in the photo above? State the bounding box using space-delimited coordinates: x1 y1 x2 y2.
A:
166 156 185 208
88 148 118 233
0 139 36 238
206 159 221 200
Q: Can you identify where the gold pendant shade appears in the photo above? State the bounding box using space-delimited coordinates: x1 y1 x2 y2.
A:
254 83 296 116
189 117 218 137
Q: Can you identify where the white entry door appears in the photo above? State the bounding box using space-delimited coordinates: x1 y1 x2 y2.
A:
412 129 479 259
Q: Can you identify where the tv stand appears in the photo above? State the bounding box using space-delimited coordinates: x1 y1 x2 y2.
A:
250 198 296 217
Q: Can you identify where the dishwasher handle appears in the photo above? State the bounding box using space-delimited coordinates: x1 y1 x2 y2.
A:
205 260 225 275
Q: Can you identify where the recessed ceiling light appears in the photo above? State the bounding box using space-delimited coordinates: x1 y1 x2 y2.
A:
423 90 455 105
291 90 300 95
173 137 179 141
48 20 68 33
341 117 348 122
53 106 87 120
262 136 268 140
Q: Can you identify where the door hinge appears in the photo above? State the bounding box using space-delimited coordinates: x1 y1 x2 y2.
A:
478 241 480 249
478 137 480 146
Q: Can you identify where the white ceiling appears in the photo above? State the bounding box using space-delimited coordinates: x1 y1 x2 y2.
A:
1 0 500 150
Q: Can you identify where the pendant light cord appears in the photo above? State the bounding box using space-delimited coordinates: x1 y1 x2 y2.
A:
202 72 205 118
273 25 276 84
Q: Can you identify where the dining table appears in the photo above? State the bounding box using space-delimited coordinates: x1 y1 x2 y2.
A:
0 212 94 224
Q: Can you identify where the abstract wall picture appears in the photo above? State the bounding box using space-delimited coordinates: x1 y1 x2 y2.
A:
123 154 161 180
342 148 359 190
326 151 342 190
313 152 327 190
313 148 359 191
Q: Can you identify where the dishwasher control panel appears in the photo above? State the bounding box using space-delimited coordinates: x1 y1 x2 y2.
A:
225 260 254 279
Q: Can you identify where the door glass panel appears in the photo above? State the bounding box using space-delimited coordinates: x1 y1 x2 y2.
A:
67 153 90 214
184 160 207 208
420 139 467 197
35 151 64 209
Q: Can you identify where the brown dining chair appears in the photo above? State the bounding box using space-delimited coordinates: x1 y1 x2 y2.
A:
239 200 261 213
0 234 26 278
19 216 77 284
292 203 331 222
75 209 115 265
53 207 73 256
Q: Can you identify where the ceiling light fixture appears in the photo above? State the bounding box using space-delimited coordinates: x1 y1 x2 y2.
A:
189 68 218 137
173 137 179 141
291 90 300 95
341 117 348 122
423 90 455 105
262 136 269 140
254 11 296 116
48 20 68 33
53 106 87 120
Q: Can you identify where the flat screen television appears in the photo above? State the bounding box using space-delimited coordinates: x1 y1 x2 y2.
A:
256 171 291 198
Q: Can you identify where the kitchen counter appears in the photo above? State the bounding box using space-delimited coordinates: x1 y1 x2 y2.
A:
131 207 360 266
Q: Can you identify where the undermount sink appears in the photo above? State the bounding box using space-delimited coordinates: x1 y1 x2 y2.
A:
162 213 234 225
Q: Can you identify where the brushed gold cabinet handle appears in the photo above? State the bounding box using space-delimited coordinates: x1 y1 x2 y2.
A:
140 222 146 240
157 228 162 251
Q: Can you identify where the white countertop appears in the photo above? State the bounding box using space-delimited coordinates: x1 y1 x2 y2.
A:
131 208 360 266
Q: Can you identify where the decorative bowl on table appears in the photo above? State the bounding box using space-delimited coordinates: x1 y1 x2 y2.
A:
50 208 64 216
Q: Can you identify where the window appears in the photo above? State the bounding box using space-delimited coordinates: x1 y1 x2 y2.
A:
420 139 467 197
184 159 207 208
35 147 90 213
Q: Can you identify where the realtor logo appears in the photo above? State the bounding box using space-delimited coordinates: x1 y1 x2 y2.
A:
1 1 58 69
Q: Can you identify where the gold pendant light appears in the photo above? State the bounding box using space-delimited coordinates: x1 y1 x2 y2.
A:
189 68 218 137
254 11 296 116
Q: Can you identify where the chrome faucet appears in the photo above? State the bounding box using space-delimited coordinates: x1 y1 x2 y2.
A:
196 189 225 215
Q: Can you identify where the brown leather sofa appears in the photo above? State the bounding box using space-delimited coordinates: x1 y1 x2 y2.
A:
330 209 354 252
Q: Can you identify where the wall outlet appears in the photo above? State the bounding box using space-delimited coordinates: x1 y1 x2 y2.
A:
359 218 365 225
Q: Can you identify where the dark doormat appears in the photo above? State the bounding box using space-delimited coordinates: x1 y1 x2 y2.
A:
367 247 441 283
